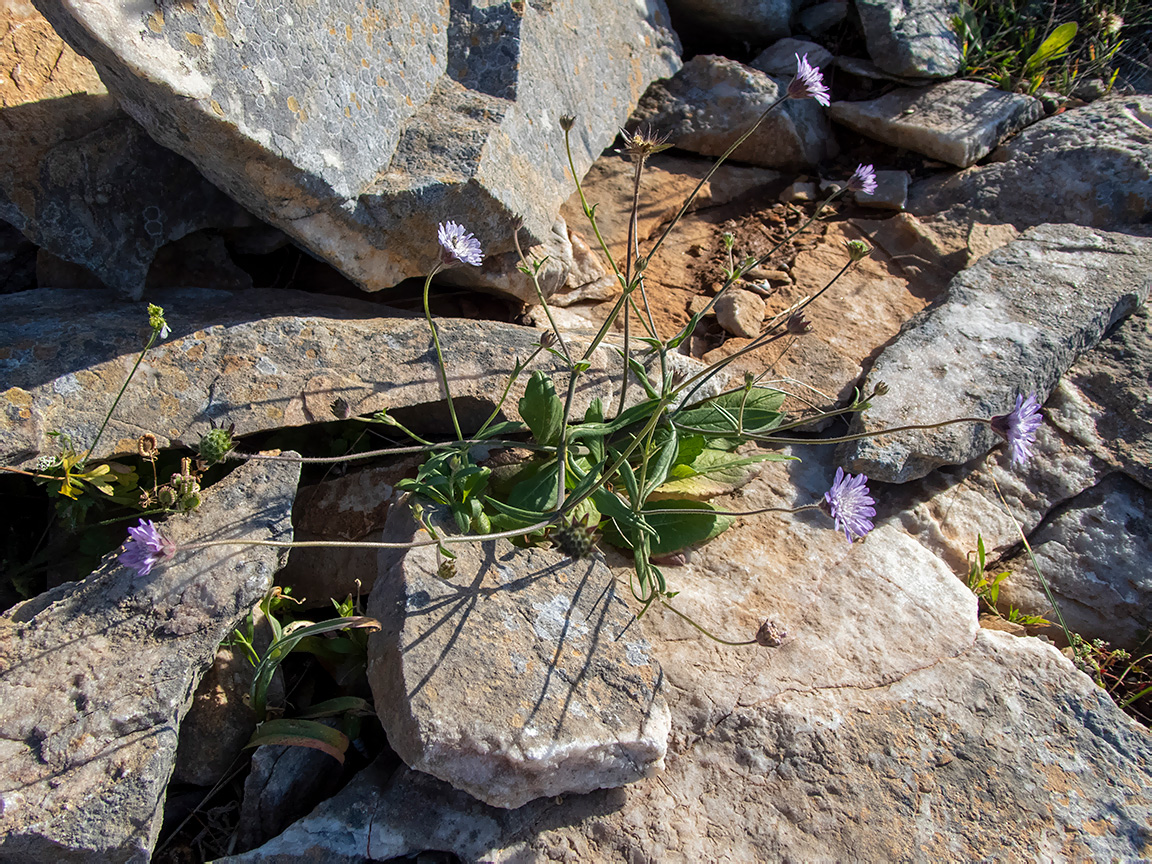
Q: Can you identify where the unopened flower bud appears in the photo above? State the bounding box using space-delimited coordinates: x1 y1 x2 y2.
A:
786 313 812 335
872 381 889 397
539 331 558 349
755 620 787 647
844 240 871 262
330 398 352 420
559 114 575 131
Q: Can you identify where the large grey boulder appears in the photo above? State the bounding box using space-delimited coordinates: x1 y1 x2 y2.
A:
855 0 963 78
366 505 670 809
910 95 1152 228
839 224 1152 483
0 287 628 470
631 55 838 169
31 0 680 303
0 2 253 298
829 80 1042 167
0 455 299 862
226 448 1152 862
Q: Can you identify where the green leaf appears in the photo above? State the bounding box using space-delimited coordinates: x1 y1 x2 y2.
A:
583 399 606 462
507 459 560 513
601 500 732 556
246 719 349 764
475 420 527 439
1025 22 1077 72
518 371 564 447
568 398 662 441
673 388 786 437
641 424 679 499
653 449 793 500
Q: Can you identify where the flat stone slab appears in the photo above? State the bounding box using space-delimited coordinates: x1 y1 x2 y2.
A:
366 506 670 809
630 54 838 170
0 287 627 469
829 79 1042 167
227 447 1152 862
910 94 1152 229
0 2 251 298
32 0 680 302
856 0 962 78
0 455 299 862
840 223 1152 483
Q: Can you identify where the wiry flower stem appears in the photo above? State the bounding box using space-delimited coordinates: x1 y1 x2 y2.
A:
421 268 465 441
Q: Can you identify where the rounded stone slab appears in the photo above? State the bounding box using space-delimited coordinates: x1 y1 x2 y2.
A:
0 287 627 469
0 455 299 862
31 0 680 302
366 506 670 809
910 94 1152 229
829 79 1042 168
838 223 1152 484
0 2 253 298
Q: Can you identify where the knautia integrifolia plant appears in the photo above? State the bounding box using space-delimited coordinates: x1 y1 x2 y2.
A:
117 56 1045 645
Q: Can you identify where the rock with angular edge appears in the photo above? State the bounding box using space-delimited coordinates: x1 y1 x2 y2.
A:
715 287 765 338
855 0 962 78
0 1 253 297
829 80 1042 167
31 0 680 303
226 448 1152 862
630 55 838 170
0 287 630 469
366 505 670 808
910 95 1152 229
751 37 833 75
998 472 1152 650
838 224 1152 483
0 455 299 862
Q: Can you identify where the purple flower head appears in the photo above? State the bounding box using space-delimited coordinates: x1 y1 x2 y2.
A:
119 518 176 577
847 163 878 195
820 467 876 542
437 221 484 268
990 392 1043 465
787 53 831 107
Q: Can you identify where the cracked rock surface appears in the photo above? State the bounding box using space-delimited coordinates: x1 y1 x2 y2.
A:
366 505 670 809
30 0 680 302
227 447 1152 862
0 455 299 862
0 287 629 469
840 223 1152 483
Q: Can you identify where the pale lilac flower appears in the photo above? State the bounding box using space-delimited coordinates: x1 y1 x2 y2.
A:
820 467 876 542
847 163 878 195
990 393 1043 465
119 518 176 577
787 54 831 107
437 221 484 267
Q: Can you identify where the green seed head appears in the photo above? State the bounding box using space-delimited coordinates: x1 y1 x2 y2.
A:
197 426 234 466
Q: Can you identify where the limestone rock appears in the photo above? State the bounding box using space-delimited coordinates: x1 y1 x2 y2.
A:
855 0 963 78
998 473 1152 650
227 450 1152 862
664 0 796 42
0 287 628 469
0 1 253 298
715 287 765 338
750 37 833 75
631 55 838 170
366 505 670 809
829 80 1043 167
236 742 345 853
1050 307 1152 489
910 95 1152 230
278 459 421 606
31 0 680 304
839 224 1152 483
855 169 909 209
0 455 299 862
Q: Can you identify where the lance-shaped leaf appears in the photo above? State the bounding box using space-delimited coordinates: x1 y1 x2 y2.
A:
518 371 564 447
